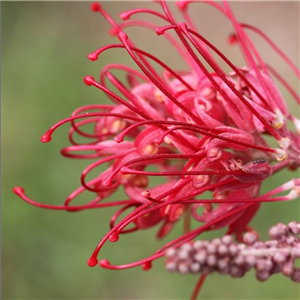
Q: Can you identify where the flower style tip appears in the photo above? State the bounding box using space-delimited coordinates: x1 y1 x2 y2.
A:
142 261 152 271
83 75 95 86
99 259 111 268
109 232 120 242
176 1 189 11
40 132 52 143
87 53 98 62
228 33 238 45
119 11 131 21
91 2 101 13
13 186 24 196
87 256 98 267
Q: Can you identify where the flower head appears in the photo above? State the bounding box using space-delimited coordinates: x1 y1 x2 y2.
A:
14 1 300 298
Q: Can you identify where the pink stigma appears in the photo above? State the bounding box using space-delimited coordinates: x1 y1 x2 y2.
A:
83 75 95 86
87 256 98 267
228 33 238 45
176 1 188 11
13 187 24 196
142 262 152 271
91 2 101 12
87 53 98 61
40 132 51 143
99 259 110 268
109 233 119 242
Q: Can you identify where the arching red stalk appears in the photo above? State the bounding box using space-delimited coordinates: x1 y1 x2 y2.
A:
222 1 278 105
241 23 300 78
176 2 218 68
99 202 256 270
114 119 277 153
156 202 256 254
191 275 207 300
61 144 115 159
266 64 300 104
70 104 114 138
69 117 108 142
63 178 119 207
109 203 140 235
101 71 144 108
176 0 227 17
40 112 143 143
80 153 129 192
84 76 153 120
13 187 132 212
120 167 245 177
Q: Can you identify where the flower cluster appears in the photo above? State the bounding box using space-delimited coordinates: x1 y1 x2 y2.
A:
14 1 300 298
165 222 300 283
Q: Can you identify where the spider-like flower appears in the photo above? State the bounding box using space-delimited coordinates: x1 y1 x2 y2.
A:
14 1 300 298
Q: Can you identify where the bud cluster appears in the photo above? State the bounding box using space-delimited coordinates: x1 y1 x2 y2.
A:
165 222 300 282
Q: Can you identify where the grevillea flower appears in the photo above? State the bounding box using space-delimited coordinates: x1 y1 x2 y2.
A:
14 1 300 299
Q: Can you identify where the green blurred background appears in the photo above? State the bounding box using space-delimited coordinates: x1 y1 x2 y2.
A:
2 1 299 299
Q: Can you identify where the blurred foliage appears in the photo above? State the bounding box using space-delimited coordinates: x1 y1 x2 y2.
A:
1 2 299 299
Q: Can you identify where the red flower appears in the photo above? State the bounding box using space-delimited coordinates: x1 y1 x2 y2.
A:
14 1 300 298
